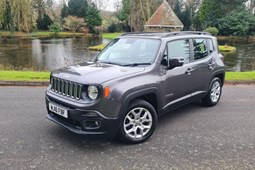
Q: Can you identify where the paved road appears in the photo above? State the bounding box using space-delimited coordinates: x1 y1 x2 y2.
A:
0 85 255 170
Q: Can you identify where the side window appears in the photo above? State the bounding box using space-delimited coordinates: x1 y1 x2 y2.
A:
208 39 215 53
193 39 208 60
167 39 190 64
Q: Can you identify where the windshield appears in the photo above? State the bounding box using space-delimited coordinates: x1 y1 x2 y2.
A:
96 38 161 66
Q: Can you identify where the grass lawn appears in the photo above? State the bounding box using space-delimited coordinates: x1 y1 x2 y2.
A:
88 44 106 51
102 32 123 39
0 31 92 38
225 72 255 81
0 70 255 82
0 70 50 81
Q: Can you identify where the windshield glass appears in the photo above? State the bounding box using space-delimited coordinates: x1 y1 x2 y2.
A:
96 38 161 66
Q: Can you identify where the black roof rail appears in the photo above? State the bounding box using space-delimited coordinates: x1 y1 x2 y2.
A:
163 31 211 37
120 32 166 37
119 31 211 38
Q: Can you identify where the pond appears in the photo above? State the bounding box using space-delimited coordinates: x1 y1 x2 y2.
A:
0 37 105 71
0 37 254 72
218 39 255 72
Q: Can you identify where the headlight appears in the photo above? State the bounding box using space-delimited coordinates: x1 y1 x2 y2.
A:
87 85 99 100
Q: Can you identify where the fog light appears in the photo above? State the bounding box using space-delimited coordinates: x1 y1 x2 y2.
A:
83 120 101 129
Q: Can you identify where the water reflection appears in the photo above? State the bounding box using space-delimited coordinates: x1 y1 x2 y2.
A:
222 43 255 71
0 37 102 71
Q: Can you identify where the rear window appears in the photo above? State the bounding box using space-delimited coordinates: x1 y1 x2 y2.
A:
192 39 208 60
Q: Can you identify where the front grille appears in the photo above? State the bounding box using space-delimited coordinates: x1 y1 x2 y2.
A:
51 77 82 100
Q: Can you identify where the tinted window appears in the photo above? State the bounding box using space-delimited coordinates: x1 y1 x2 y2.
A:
193 39 208 60
167 39 190 64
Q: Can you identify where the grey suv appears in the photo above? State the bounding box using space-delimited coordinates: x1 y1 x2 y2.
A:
45 32 225 143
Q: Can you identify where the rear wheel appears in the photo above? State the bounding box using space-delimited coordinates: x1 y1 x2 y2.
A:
202 77 222 106
118 100 157 144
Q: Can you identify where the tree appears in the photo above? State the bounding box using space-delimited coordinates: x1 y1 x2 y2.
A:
34 0 53 31
36 14 53 30
218 7 255 35
0 0 34 32
61 4 69 19
199 0 221 29
220 0 246 13
181 4 192 30
117 0 163 31
68 0 88 18
33 0 53 20
117 0 131 31
248 0 255 13
85 3 102 33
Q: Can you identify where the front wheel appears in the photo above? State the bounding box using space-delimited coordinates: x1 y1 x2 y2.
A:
202 77 222 107
118 100 157 144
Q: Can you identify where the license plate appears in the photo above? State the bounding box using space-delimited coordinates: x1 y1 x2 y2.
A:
49 103 68 118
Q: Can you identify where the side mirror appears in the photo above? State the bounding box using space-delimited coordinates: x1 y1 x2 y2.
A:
168 57 184 69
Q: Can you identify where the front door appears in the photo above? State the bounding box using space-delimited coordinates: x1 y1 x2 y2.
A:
160 39 195 112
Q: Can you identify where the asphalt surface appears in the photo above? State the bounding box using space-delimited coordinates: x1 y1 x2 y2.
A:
0 85 255 170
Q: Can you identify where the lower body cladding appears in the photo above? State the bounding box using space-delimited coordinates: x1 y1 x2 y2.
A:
45 95 121 138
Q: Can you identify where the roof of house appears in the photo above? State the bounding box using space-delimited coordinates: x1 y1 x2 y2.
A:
144 0 184 28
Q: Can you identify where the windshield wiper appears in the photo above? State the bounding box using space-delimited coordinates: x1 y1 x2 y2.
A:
122 63 151 67
98 61 121 66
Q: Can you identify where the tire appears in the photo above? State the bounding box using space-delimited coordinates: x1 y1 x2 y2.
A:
118 100 158 144
202 77 222 107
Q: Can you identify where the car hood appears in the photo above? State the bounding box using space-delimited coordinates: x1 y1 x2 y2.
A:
51 62 145 84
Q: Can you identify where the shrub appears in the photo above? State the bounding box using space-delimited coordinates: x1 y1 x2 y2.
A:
204 27 219 36
63 16 86 32
108 23 117 33
37 14 53 30
49 22 62 34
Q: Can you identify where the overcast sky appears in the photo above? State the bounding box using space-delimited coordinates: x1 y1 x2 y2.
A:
93 0 118 12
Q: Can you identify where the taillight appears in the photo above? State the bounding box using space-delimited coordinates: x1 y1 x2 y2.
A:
220 54 224 63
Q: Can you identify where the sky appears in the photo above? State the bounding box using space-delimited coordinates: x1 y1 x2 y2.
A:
92 0 118 12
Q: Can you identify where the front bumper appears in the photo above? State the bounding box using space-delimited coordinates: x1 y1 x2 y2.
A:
45 92 121 137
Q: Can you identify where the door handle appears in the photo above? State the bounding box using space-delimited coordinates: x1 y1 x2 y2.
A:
185 68 192 75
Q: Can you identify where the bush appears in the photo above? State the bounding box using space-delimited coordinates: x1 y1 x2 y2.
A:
108 23 117 33
63 16 86 32
49 22 62 34
204 27 219 36
37 14 53 30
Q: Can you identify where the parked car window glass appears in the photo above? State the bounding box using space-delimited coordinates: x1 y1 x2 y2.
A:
167 39 190 64
208 39 215 53
96 38 161 66
193 39 208 60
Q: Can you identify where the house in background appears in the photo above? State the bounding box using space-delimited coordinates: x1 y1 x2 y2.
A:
144 0 184 32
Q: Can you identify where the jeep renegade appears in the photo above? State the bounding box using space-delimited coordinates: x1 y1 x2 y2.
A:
45 32 225 143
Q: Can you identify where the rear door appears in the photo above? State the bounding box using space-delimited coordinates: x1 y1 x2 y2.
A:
190 38 215 98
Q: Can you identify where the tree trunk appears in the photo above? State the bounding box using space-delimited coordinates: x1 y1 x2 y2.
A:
138 0 146 22
250 0 255 14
